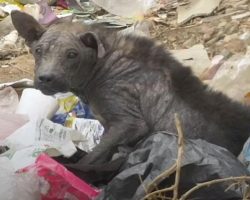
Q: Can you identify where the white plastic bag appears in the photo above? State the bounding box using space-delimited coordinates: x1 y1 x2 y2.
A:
16 88 59 120
0 157 40 200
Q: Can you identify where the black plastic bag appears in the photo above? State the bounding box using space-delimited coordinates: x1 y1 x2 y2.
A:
97 132 249 200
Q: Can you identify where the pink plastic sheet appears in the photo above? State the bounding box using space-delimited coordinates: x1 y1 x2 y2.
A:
22 153 100 200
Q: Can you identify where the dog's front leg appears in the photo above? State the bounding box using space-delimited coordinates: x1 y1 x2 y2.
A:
79 120 148 165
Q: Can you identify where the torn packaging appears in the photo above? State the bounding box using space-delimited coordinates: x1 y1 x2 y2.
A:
11 11 250 167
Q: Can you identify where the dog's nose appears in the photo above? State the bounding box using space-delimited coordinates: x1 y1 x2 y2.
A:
38 74 55 83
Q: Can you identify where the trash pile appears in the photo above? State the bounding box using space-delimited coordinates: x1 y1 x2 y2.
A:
0 81 104 199
1 0 250 199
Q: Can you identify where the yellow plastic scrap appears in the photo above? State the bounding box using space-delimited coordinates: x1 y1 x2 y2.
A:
0 0 23 9
65 115 75 128
58 95 79 113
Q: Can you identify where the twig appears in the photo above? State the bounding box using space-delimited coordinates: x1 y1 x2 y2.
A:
173 113 184 200
147 163 177 193
143 186 175 200
142 113 185 200
180 176 250 200
225 182 239 192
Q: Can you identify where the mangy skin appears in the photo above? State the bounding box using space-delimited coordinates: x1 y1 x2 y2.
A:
11 11 250 165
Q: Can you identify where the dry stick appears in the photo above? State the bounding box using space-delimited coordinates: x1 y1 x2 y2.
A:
173 113 184 200
143 186 175 200
147 163 177 193
142 113 184 200
225 182 239 192
179 176 250 200
243 184 250 199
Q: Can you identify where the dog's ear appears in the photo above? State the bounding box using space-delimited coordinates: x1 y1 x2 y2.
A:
80 32 105 58
11 10 45 45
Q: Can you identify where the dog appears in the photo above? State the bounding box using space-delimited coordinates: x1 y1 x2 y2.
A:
11 11 250 165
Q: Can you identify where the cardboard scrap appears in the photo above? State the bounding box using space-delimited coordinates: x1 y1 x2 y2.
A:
171 44 211 77
177 0 222 25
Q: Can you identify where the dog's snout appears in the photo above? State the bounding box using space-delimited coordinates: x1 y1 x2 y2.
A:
38 74 55 83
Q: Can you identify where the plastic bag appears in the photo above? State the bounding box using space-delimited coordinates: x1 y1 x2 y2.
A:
22 153 100 200
96 132 249 200
0 113 28 140
0 157 40 200
16 88 59 120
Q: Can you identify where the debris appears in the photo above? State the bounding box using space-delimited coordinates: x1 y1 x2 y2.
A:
200 53 230 81
1 64 10 68
0 30 18 49
208 47 250 102
3 118 83 169
231 11 250 20
119 20 152 37
0 7 7 17
171 44 211 77
0 15 15 38
224 38 247 54
223 33 239 43
94 14 135 28
177 0 222 25
0 4 20 14
0 78 33 90
71 118 104 152
23 3 40 21
240 31 250 44
22 153 100 200
96 132 249 200
37 0 58 25
0 113 28 140
16 88 59 120
0 157 40 200
52 93 94 126
91 0 167 18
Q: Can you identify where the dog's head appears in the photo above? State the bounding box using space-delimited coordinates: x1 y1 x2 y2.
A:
11 11 105 95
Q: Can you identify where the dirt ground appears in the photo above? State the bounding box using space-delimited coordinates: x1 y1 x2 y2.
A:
0 54 34 83
0 0 249 84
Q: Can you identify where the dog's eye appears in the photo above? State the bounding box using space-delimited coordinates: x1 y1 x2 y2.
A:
35 47 42 55
67 51 78 59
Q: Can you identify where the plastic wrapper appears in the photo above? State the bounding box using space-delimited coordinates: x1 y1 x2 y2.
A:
2 117 104 170
95 132 249 200
22 153 100 200
0 1 22 13
52 93 93 126
3 118 85 170
71 118 104 152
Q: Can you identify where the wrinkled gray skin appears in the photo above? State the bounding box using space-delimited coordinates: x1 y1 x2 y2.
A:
11 11 250 165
